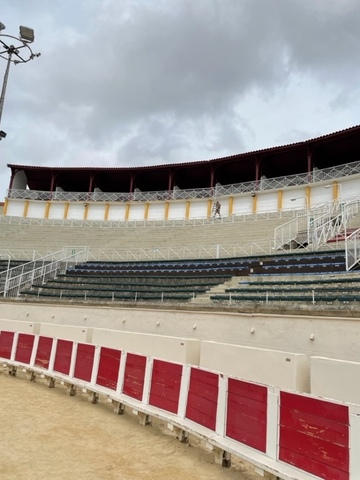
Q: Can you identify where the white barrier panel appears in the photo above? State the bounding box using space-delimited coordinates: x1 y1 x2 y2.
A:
39 323 92 343
311 356 360 404
91 329 200 365
200 341 309 392
0 319 38 334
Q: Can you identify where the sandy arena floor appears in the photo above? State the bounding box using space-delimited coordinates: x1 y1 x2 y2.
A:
0 370 261 480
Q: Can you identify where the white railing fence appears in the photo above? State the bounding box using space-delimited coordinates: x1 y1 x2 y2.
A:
0 247 87 298
274 200 359 253
346 228 360 271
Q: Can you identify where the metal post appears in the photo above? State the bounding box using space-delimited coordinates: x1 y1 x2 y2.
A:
3 254 10 297
0 53 12 126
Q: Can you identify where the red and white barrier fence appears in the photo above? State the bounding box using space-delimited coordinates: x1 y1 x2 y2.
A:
1 330 358 480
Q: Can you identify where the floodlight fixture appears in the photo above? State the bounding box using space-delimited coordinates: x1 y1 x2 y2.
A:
19 25 34 43
0 22 40 128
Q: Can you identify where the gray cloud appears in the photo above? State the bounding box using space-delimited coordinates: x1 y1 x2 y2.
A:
1 0 360 196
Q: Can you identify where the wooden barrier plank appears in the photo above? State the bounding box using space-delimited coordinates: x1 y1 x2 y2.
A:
0 331 15 359
279 391 349 480
185 367 218 431
149 359 182 414
123 353 147 401
74 343 95 382
96 347 121 390
226 378 267 452
34 336 53 369
14 333 35 364
53 339 73 375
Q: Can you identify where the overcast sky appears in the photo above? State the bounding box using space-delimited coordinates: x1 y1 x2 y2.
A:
1 0 360 197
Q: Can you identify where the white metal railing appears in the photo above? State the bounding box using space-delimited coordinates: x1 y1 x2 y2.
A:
311 202 355 250
274 200 359 251
0 247 87 297
6 159 360 203
273 202 335 250
346 228 360 271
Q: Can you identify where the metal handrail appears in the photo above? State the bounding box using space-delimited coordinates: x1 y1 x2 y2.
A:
0 247 87 297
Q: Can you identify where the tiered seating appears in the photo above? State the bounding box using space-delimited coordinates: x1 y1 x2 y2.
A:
0 214 294 259
21 250 348 304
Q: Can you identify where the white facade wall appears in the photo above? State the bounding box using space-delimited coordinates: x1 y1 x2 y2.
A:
27 201 47 219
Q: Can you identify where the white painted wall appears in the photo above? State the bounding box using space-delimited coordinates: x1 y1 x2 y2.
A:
188 199 208 219
27 201 47 219
129 203 145 220
5 199 25 217
49 202 66 219
200 340 308 392
87 203 107 221
232 195 253 215
311 356 360 404
1 302 360 364
148 202 166 220
67 203 86 220
168 201 187 219
107 204 127 221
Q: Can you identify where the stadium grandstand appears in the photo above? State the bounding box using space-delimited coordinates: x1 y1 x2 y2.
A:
2 126 360 479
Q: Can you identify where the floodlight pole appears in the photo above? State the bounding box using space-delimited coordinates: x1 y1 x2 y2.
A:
0 50 12 126
0 23 40 133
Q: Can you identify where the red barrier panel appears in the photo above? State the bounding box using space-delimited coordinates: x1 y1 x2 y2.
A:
185 368 218 431
279 391 349 480
15 333 35 365
123 353 147 401
149 359 182 414
34 336 53 369
0 331 14 359
53 339 73 375
96 347 121 391
74 343 95 382
226 378 267 452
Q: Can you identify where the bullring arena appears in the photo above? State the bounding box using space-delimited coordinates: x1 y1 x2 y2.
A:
2 126 360 479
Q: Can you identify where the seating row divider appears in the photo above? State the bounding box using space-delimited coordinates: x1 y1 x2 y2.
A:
0 329 359 480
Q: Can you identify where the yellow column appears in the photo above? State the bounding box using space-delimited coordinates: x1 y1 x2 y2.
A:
64 202 69 219
252 194 257 214
165 201 169 220
23 200 29 218
185 201 190 220
125 203 130 221
228 196 234 216
336 183 341 201
3 199 8 215
44 202 50 219
144 202 149 220
84 204 89 220
278 190 283 211
104 203 109 221
207 199 212 218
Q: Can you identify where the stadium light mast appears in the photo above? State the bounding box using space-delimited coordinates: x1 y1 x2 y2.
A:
0 22 40 139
